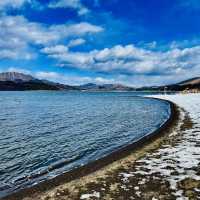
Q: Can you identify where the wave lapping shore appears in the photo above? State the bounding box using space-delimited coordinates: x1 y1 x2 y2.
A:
3 94 200 200
0 93 171 199
65 94 199 200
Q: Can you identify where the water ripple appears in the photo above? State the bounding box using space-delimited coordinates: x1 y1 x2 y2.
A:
0 91 170 197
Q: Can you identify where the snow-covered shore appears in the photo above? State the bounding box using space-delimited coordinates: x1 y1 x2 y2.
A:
138 93 200 199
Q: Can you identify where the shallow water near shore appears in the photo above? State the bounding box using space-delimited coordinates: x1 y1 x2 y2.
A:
0 91 171 197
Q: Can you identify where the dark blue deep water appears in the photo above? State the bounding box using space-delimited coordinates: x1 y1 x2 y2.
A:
0 91 171 197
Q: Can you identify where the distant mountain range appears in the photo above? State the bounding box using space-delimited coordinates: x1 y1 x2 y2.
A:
0 72 35 82
0 72 134 91
137 77 200 92
0 72 77 91
79 83 134 91
0 72 200 91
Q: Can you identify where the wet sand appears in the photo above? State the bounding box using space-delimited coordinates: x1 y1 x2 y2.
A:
3 95 197 200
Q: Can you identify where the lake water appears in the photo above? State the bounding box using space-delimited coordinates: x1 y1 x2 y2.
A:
0 91 171 197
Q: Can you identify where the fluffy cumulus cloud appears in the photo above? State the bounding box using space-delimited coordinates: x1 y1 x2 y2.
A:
0 0 90 15
68 38 86 47
0 15 103 45
49 0 89 15
1 0 200 86
41 45 69 54
41 44 200 78
35 71 61 80
52 22 103 38
0 15 103 59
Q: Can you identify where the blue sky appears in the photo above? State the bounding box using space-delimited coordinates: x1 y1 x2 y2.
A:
0 0 200 86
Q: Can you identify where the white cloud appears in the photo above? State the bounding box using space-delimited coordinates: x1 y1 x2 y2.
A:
94 77 115 84
0 15 54 59
41 39 86 56
42 44 200 79
0 15 103 60
35 71 61 80
0 49 33 60
0 16 102 46
50 22 103 38
35 71 115 85
41 45 68 54
68 38 86 47
49 0 89 15
0 0 29 10
7 67 31 74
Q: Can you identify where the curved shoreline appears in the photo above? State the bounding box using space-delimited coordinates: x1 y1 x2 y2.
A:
2 97 179 200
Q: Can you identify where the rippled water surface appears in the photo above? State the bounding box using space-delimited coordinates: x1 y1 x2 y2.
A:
0 91 171 197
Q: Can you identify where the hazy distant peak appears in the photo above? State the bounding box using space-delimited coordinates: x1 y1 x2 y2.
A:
178 77 200 86
0 72 36 82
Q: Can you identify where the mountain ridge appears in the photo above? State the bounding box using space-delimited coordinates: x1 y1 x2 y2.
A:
0 72 36 82
0 72 78 91
178 77 200 86
0 72 200 91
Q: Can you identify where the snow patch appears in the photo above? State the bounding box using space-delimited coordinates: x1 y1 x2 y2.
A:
80 191 100 199
135 94 200 199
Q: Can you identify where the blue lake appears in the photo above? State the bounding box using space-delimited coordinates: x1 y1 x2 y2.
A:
0 91 171 197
